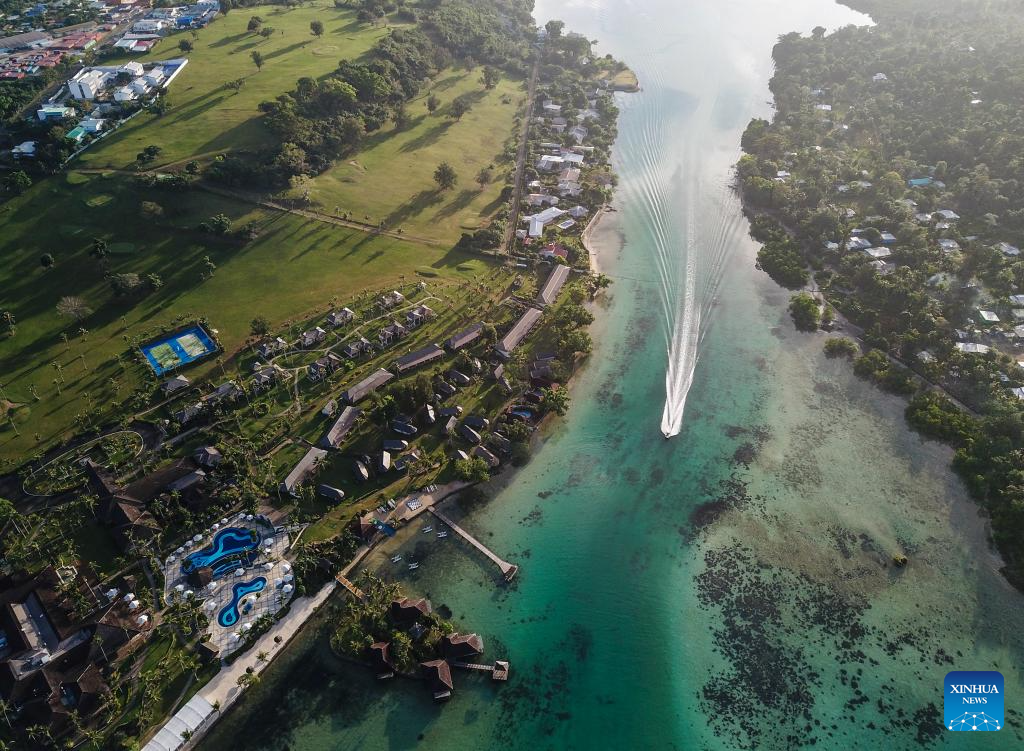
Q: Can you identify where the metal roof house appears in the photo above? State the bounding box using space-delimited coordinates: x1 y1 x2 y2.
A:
537 264 571 306
342 368 394 404
320 406 362 449
445 322 484 351
280 447 327 495
496 308 542 359
394 344 445 373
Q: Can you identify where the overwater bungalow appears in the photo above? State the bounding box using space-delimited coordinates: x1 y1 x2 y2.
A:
420 659 454 700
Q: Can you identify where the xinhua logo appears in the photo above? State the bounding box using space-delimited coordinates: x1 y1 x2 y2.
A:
944 671 1003 731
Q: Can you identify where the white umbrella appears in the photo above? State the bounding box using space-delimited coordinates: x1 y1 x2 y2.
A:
127 600 140 611
175 547 185 554
240 623 252 632
123 592 135 603
193 534 203 542
283 574 293 583
184 590 194 599
207 582 217 591
263 562 273 571
213 523 220 530
174 584 185 593
282 584 293 594
105 588 119 600
231 631 240 641
274 578 283 587
136 615 149 626
263 538 274 547
204 601 217 612
221 518 229 525
235 568 245 577
245 514 254 521
281 562 292 573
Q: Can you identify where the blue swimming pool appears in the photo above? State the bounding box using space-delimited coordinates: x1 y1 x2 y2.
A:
217 577 267 628
182 527 260 576
141 324 217 375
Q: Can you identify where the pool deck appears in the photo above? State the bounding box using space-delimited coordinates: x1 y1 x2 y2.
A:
161 513 295 657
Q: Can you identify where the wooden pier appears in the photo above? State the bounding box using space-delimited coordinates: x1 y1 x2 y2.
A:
428 508 518 581
452 660 510 681
334 573 365 600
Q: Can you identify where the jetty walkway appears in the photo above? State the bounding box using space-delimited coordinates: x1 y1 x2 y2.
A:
428 508 518 581
335 573 365 600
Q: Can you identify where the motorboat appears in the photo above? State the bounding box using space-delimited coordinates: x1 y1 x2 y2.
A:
422 525 434 534
436 531 448 539
391 554 403 563
408 562 420 570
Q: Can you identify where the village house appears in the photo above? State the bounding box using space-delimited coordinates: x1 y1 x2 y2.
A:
341 336 373 359
173 401 204 425
380 290 405 309
405 304 435 328
526 193 560 207
536 154 564 171
193 446 222 469
257 336 288 359
378 321 409 347
539 242 569 262
299 326 327 348
997 242 1021 257
201 381 242 407
252 363 284 391
568 124 588 144
308 352 343 382
541 100 562 114
326 307 355 328
568 205 589 219
161 374 190 395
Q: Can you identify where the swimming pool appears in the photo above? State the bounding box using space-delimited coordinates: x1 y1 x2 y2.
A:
141 324 217 375
182 527 260 576
217 577 267 628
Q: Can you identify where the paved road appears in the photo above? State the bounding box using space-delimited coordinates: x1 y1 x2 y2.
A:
503 57 540 255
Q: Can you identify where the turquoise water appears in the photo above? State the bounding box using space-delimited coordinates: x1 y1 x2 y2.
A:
200 1 1024 748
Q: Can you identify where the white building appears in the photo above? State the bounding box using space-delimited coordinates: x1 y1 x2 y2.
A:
68 69 111 100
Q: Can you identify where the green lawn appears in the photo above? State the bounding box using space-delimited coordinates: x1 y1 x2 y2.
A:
78 2 386 169
296 72 523 242
0 171 487 462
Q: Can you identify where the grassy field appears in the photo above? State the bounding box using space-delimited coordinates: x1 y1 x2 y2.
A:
76 0 522 243
0 171 487 462
78 3 387 169
296 71 523 242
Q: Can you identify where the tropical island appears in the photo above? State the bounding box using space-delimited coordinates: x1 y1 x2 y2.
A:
0 0 634 748
738 0 1024 587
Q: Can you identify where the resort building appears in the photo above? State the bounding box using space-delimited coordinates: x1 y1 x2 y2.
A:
537 264 571 307
496 308 543 359
342 368 395 404
320 406 362 449
394 344 445 374
446 322 484 351
280 447 327 495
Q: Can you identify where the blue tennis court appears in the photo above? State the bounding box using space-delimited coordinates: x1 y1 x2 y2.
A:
141 324 217 375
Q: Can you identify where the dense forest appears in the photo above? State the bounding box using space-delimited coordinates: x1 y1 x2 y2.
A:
740 0 1024 587
210 0 535 188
